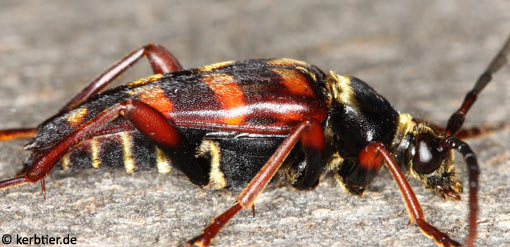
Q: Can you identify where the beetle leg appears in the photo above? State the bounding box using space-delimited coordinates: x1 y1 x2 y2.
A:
442 136 480 247
0 128 37 141
187 120 322 247
414 118 510 139
60 42 183 112
119 99 209 186
453 122 510 139
293 120 326 190
0 43 183 141
333 141 388 196
360 142 461 247
336 157 382 196
0 98 209 190
446 35 509 135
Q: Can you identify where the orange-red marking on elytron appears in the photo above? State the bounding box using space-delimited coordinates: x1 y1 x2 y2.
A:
133 85 173 115
202 74 246 125
268 68 314 97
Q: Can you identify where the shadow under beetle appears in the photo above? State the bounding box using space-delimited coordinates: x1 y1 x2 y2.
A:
1 35 509 247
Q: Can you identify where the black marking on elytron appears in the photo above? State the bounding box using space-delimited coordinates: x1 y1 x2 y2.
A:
210 58 327 96
227 66 296 105
268 60 329 100
28 89 128 152
159 73 223 115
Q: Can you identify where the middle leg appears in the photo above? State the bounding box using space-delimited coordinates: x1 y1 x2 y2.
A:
187 120 325 247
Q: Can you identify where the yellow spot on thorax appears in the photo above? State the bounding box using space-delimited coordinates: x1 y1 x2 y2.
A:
296 66 317 82
391 113 416 148
326 71 360 112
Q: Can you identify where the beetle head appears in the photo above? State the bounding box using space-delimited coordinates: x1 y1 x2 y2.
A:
407 122 463 200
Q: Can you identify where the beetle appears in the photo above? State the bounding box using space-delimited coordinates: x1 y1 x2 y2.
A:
0 35 508 247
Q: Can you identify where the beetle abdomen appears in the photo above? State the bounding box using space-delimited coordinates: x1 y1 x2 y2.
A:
59 130 172 174
199 135 287 189
58 128 300 189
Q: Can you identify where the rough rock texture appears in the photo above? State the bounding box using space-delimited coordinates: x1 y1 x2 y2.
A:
0 1 508 246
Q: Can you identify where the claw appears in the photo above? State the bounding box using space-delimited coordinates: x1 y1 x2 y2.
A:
185 234 210 247
435 180 463 201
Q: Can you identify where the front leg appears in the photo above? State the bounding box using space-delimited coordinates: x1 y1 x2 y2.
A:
335 157 381 196
359 142 461 247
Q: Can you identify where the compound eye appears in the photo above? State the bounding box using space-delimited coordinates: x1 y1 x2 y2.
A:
413 133 442 174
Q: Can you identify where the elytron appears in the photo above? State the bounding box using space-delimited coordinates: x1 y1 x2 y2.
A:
0 35 508 247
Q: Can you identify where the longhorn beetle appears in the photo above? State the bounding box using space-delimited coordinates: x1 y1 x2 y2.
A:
0 35 509 247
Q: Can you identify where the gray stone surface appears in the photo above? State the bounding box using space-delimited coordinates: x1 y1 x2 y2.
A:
0 1 508 246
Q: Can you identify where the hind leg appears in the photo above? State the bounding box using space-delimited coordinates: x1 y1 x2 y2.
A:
0 99 209 192
60 42 183 112
0 128 37 141
0 43 183 141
